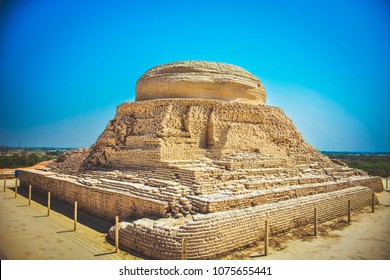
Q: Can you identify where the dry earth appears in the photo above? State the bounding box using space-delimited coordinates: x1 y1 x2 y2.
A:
0 178 141 260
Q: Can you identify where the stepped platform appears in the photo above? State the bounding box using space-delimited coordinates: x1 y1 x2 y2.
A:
19 61 384 259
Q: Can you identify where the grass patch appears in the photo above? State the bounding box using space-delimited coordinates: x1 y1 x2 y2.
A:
324 153 390 177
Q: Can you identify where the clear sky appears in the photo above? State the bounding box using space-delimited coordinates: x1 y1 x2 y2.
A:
0 0 389 151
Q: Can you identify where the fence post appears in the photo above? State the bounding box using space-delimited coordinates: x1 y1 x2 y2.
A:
347 200 351 223
264 220 269 256
314 207 318 236
372 193 375 213
74 201 78 231
28 185 32 206
115 216 119 252
14 182 18 198
3 177 6 192
386 177 388 189
182 238 188 260
47 192 51 216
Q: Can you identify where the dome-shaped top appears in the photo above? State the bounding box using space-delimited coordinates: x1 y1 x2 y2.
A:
136 61 266 104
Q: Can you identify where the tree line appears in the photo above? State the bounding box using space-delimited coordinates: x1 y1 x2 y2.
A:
0 153 57 168
326 153 390 177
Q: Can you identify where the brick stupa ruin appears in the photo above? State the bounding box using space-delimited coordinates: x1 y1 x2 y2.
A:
20 61 383 259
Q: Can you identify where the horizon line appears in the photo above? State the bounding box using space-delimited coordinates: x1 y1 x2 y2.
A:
1 146 390 154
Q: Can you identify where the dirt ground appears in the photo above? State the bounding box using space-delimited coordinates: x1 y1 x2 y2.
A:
0 178 389 260
0 178 141 260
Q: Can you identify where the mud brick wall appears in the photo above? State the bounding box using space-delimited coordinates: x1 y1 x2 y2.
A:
350 176 383 192
19 170 168 221
190 177 381 213
110 186 375 259
87 99 332 169
105 148 162 168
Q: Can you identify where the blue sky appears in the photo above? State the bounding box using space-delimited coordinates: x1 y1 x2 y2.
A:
0 0 389 151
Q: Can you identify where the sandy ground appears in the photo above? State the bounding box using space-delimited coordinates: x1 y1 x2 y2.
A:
0 178 389 260
0 179 141 260
256 191 390 260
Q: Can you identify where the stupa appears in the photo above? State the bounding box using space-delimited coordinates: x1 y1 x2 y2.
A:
20 61 383 259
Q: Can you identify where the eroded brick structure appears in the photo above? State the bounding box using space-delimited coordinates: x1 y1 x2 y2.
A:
19 61 383 259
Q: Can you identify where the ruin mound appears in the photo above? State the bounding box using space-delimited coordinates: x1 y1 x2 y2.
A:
136 61 266 104
19 60 383 260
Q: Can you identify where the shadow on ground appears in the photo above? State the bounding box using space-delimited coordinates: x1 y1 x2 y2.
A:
10 185 112 233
